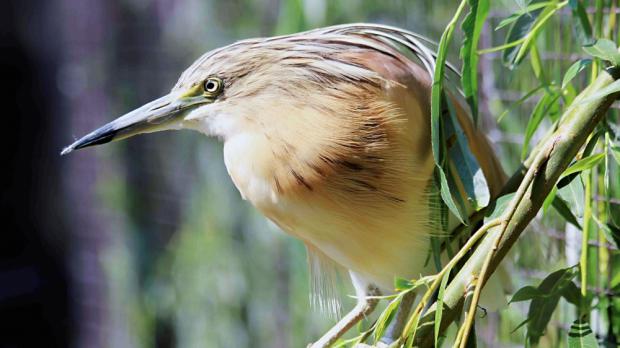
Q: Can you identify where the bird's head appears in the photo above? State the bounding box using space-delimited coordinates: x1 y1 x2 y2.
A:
61 28 393 156
59 39 264 154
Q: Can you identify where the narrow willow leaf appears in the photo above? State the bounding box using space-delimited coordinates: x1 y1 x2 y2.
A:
592 215 620 248
611 270 620 289
527 267 578 345
495 1 553 30
582 128 603 158
557 128 602 185
431 0 469 224
561 153 605 178
562 59 592 89
542 185 558 214
578 78 620 104
495 13 522 31
497 84 544 123
374 293 404 343
461 0 489 124
527 298 561 344
431 15 457 161
604 136 610 196
606 223 620 249
522 92 561 159
552 195 582 229
504 0 565 68
437 168 468 224
430 237 443 272
529 44 545 81
435 268 451 346
515 3 566 64
611 145 620 164
509 285 545 303
512 318 531 334
558 177 585 219
560 281 581 306
405 313 421 348
484 193 515 222
502 0 547 68
582 39 620 65
446 165 471 223
446 98 490 209
567 319 598 348
568 0 593 44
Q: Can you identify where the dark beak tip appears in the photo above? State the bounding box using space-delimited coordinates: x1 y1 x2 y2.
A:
60 146 74 156
60 125 120 157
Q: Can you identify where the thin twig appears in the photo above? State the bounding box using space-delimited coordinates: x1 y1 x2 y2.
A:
400 219 501 342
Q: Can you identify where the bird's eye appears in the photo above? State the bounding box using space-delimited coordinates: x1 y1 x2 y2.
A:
203 77 223 95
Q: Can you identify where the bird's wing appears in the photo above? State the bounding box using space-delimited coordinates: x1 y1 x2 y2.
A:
315 23 507 199
319 23 460 77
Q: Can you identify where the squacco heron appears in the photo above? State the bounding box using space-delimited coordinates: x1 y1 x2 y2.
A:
63 24 505 347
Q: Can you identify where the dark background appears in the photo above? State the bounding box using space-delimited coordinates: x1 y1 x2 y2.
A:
1 1 69 347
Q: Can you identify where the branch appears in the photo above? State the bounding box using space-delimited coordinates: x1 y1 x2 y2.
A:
413 67 620 347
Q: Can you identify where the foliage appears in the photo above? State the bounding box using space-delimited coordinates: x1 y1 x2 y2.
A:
356 1 620 347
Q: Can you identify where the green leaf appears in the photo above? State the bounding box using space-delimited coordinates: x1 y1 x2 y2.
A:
567 319 598 348
558 130 604 188
522 91 561 159
558 177 585 219
514 3 565 65
561 153 605 178
404 314 420 348
611 145 620 164
611 270 620 289
512 318 531 334
445 98 491 209
542 185 558 214
497 84 544 123
495 1 553 30
583 39 620 66
552 195 582 229
430 237 443 272
461 0 489 124
484 193 515 222
592 215 620 248
394 277 414 291
502 1 566 68
608 223 620 248
568 0 594 45
437 168 468 225
502 0 547 68
562 59 592 89
509 286 545 303
527 267 579 345
578 78 620 104
374 292 404 343
560 281 582 306
435 268 451 346
529 44 545 81
430 0 469 225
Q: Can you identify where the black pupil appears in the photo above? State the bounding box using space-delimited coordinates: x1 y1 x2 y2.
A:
206 81 216 91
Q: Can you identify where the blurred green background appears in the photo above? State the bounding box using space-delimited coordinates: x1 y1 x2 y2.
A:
2 0 619 347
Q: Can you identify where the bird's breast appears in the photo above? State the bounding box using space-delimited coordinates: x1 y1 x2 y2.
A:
222 129 438 291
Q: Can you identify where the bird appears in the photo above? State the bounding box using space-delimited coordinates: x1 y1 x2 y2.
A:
62 23 506 347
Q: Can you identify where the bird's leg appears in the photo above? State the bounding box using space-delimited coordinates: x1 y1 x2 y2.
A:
309 273 380 348
379 291 416 345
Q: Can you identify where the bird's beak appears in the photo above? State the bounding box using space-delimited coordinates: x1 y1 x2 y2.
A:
61 92 206 155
